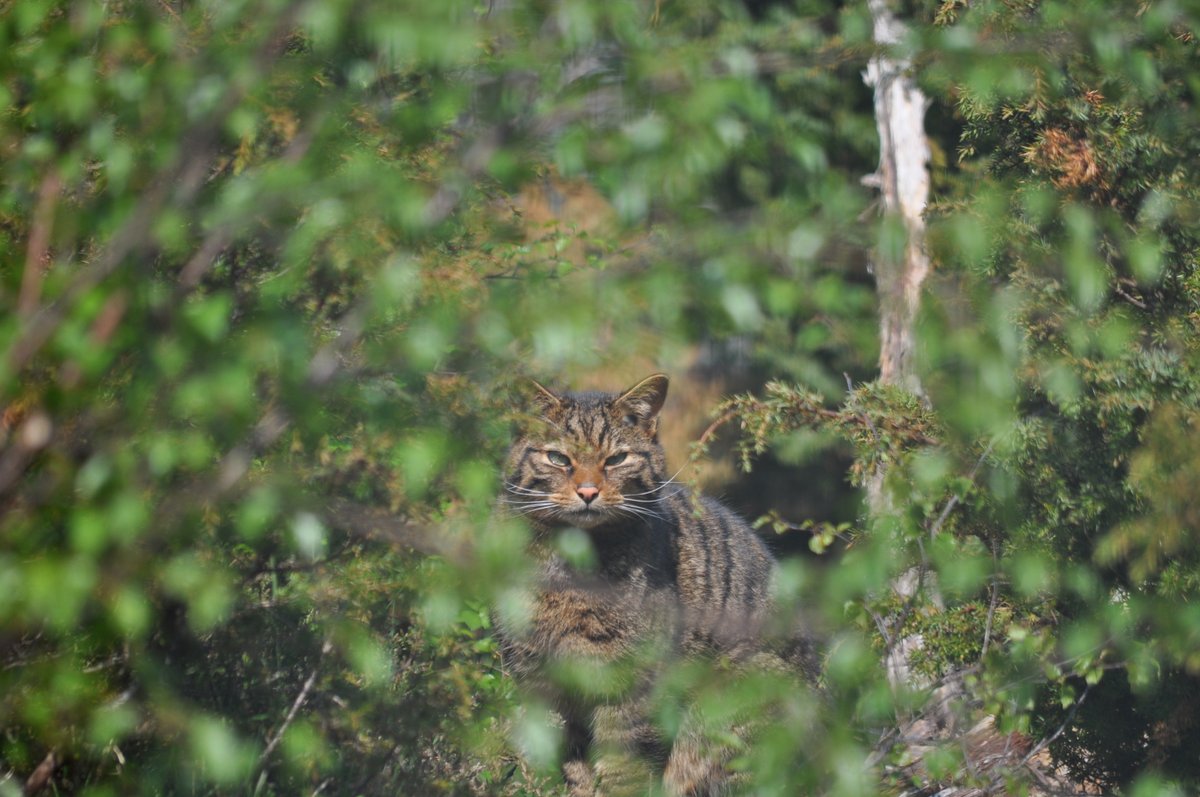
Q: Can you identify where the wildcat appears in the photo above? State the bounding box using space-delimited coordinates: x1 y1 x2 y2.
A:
498 374 779 796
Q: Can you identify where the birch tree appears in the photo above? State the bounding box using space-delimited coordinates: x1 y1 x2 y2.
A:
864 0 931 399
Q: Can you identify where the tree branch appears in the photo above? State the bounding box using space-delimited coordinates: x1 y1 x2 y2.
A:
253 639 333 793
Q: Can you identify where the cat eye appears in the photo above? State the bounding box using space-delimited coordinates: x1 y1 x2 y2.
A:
545 450 572 467
604 452 628 467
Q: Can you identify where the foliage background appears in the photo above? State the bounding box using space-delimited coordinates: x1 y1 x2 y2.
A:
2 0 1200 794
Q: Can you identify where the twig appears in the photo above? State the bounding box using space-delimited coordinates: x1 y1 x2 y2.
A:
928 437 996 540
322 497 471 563
24 750 57 795
1016 682 1091 771
176 227 236 290
980 539 1001 658
972 683 1093 796
845 372 881 444
1113 280 1147 310
694 408 737 453
155 0 183 24
864 725 903 770
254 639 332 791
18 172 61 318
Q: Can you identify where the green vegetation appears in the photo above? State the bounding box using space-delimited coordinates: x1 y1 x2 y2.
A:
3 0 1200 794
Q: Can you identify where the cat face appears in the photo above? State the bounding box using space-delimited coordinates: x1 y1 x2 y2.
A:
504 374 672 531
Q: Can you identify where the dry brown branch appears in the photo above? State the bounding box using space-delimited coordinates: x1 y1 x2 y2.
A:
23 750 56 795
321 498 471 563
18 172 61 319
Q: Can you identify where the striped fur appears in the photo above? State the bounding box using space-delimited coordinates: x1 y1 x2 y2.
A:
499 374 776 796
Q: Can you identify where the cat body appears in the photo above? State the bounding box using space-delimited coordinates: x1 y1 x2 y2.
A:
498 374 776 796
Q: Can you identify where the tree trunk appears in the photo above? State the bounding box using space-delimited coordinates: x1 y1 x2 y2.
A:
863 0 931 398
863 0 932 520
863 0 965 765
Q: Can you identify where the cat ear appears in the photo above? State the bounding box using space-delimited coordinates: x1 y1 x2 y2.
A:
614 373 668 430
529 379 563 415
515 379 564 435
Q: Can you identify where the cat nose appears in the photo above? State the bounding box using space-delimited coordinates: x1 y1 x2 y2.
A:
576 484 599 504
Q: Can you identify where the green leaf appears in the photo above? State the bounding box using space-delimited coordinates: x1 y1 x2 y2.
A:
189 716 256 785
183 293 233 343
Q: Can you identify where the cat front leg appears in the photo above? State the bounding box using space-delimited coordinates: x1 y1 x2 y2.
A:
563 759 598 797
662 734 728 797
588 702 663 797
562 710 598 796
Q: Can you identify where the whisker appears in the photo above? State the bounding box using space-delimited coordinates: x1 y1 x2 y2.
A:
505 481 551 496
614 503 665 521
501 497 562 514
621 465 690 497
623 489 685 505
513 504 561 517
500 497 557 507
612 505 664 527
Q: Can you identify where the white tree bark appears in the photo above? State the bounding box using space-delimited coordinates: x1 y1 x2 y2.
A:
862 0 931 520
863 0 962 753
863 0 931 396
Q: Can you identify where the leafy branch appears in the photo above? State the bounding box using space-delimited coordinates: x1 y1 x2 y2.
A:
691 380 939 486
